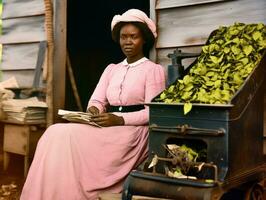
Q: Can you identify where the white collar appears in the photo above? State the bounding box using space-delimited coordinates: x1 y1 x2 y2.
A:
122 57 148 67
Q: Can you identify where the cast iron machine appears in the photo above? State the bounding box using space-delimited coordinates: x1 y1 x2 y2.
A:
122 48 266 200
167 49 200 86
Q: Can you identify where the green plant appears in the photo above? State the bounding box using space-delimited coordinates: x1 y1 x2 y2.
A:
156 23 266 115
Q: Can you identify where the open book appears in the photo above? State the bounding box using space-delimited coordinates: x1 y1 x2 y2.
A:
58 109 101 127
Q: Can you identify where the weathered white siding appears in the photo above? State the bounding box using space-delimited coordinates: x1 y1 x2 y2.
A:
156 0 226 9
0 16 45 44
0 0 46 87
2 70 36 87
1 43 40 70
151 0 266 67
2 0 45 19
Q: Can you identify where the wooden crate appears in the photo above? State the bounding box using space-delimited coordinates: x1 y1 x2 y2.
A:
3 122 45 177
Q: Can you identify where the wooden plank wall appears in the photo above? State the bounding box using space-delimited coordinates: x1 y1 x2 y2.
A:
150 0 266 153
0 0 46 87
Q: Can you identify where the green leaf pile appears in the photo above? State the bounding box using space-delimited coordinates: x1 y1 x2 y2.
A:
156 23 266 114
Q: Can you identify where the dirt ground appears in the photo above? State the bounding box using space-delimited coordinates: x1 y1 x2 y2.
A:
0 153 24 200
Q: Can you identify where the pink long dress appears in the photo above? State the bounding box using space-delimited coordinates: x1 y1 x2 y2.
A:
20 57 166 200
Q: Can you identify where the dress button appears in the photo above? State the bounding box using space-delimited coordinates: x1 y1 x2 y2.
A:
119 106 122 111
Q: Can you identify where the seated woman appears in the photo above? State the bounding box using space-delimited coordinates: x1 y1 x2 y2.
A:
20 9 166 200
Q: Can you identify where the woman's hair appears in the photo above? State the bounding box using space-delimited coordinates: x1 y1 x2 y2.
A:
112 21 155 56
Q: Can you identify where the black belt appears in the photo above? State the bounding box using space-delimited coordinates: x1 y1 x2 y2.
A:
107 105 145 113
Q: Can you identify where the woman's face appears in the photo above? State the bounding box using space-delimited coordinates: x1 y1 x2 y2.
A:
119 23 145 63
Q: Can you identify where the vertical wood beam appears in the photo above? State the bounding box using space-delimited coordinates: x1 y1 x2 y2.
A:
149 0 157 62
52 0 67 123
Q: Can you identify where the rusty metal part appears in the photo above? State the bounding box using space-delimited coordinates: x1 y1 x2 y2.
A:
122 172 220 200
150 124 225 136
150 154 219 183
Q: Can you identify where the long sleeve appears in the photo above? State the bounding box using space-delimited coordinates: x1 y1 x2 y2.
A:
116 64 166 125
87 64 115 113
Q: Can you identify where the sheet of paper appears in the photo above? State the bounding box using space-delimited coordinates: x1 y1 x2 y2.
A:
1 97 47 123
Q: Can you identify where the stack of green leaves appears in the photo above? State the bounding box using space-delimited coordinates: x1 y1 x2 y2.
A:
156 23 266 114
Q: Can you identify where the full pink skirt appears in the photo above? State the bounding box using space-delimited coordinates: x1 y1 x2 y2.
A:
20 123 149 200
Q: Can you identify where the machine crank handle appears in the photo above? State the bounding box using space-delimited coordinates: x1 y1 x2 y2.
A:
150 124 225 136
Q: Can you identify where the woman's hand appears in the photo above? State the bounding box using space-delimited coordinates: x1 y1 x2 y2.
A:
90 113 125 127
87 106 99 115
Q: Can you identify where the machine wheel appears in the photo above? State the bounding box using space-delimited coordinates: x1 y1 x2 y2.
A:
244 183 264 200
